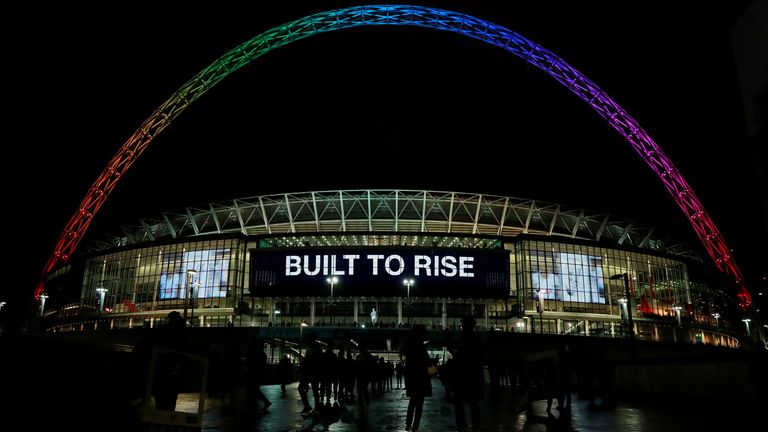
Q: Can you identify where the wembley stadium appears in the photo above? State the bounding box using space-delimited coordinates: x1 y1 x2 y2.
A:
39 189 740 347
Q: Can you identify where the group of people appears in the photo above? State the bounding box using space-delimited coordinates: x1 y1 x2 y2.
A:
289 315 486 431
401 316 484 431
137 312 592 431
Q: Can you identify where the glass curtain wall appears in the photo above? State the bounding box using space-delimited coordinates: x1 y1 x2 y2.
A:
516 240 692 319
81 238 245 314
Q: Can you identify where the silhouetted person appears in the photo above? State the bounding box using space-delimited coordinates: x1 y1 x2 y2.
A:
556 344 573 413
402 324 432 431
245 337 272 412
355 345 373 415
298 332 322 414
450 316 484 431
279 354 293 394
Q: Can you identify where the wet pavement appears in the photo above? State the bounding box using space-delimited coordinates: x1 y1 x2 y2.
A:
161 380 758 431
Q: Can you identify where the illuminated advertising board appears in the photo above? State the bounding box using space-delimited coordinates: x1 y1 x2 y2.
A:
249 248 510 298
531 252 605 303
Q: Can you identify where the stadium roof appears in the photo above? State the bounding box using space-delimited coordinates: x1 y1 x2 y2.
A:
89 189 700 261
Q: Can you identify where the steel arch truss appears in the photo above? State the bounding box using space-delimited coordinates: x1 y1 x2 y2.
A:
91 189 697 261
38 5 750 307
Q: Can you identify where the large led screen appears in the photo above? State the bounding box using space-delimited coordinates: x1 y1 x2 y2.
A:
158 249 230 299
530 252 605 303
249 248 510 298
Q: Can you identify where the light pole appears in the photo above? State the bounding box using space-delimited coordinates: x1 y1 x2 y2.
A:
609 273 634 341
326 277 338 303
40 293 49 317
96 287 108 313
184 269 197 325
403 278 415 323
712 313 720 329
673 304 683 327
742 318 751 336
403 278 414 300
536 289 544 334
326 277 338 324
299 322 308 356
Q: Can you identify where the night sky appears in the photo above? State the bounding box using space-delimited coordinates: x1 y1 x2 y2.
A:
1 1 763 330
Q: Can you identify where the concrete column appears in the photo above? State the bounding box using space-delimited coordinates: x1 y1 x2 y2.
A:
441 298 447 329
398 298 403 324
353 297 358 324
556 319 562 334
585 320 590 336
484 301 489 330
610 322 615 338
310 299 315 326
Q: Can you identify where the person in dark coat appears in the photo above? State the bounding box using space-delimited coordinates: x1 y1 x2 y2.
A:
245 337 272 412
279 354 293 394
402 324 432 431
450 316 484 431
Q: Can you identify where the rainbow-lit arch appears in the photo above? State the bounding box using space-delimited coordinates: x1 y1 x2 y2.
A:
38 5 751 307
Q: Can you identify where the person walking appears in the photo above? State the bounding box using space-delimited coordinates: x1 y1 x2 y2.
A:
298 332 323 414
450 316 484 431
402 324 433 431
278 354 293 394
245 337 272 413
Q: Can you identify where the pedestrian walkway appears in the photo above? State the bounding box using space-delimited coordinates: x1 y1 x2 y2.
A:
167 379 759 431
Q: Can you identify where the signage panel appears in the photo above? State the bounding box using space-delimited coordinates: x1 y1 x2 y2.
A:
249 248 509 298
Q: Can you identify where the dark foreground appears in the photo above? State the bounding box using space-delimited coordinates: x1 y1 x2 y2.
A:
1 332 765 431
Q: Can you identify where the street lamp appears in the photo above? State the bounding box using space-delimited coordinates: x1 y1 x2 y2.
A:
609 273 634 341
0 301 6 311
712 313 720 329
673 304 683 327
742 318 751 336
96 287 108 313
40 293 49 317
326 277 338 303
618 298 628 318
403 278 415 300
183 269 197 325
299 322 309 356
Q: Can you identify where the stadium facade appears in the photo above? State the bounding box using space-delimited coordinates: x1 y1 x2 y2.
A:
42 190 740 347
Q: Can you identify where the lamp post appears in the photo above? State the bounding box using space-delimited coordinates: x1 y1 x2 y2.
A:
673 304 683 327
536 289 544 334
326 277 338 303
299 322 309 356
326 277 338 324
712 313 720 329
742 318 751 336
96 287 108 313
40 293 49 317
403 278 415 323
0 301 6 312
183 269 197 325
403 278 414 300
609 273 634 341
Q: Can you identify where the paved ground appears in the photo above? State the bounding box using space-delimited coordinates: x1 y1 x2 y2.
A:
155 379 758 432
